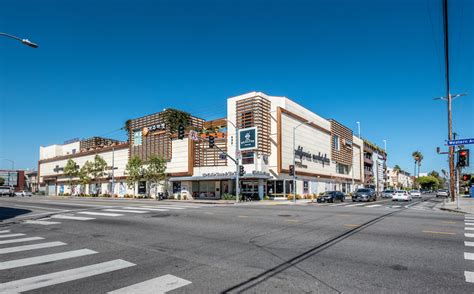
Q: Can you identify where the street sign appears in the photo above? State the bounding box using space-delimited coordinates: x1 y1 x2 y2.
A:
238 127 258 151
189 130 199 141
447 138 474 146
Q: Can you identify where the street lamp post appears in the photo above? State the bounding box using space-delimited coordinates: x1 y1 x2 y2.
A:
383 139 387 189
0 32 39 48
292 121 311 203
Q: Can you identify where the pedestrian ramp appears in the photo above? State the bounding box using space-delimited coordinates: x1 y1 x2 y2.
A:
0 229 192 293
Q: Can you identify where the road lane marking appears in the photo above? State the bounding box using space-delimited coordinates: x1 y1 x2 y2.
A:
50 215 95 221
466 233 474 238
466 271 474 283
345 203 366 207
328 203 347 207
464 253 474 261
0 234 25 239
0 249 97 270
0 237 44 245
0 259 135 293
140 205 186 210
391 206 402 208
465 228 474 231
465 242 474 247
122 207 169 212
442 221 457 224
465 222 474 226
423 230 456 235
108 274 192 294
0 242 67 255
78 211 123 217
103 209 148 214
0 230 11 234
24 220 61 225
12 204 65 211
365 204 382 208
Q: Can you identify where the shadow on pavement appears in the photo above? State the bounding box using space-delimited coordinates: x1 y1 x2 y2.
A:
0 207 32 221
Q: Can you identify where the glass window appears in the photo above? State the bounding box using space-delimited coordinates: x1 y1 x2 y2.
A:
333 135 340 151
133 130 142 146
303 181 309 194
336 163 349 175
242 152 254 164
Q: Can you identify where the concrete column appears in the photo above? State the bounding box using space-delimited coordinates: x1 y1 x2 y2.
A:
283 179 286 197
258 179 264 200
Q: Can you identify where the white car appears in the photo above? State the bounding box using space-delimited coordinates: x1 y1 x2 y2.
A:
392 190 412 201
409 190 421 198
14 190 32 197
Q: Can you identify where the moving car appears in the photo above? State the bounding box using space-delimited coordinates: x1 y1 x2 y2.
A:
382 190 395 198
409 190 421 198
392 190 412 201
436 189 449 198
316 191 345 203
352 188 377 202
14 190 32 197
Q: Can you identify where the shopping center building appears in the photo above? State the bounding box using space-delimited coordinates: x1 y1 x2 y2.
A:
38 91 368 199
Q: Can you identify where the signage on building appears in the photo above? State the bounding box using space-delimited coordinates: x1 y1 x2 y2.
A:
238 127 258 151
189 130 199 141
142 123 166 136
294 146 330 166
202 171 270 178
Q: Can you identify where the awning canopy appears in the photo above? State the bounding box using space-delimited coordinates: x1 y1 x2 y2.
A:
169 173 272 182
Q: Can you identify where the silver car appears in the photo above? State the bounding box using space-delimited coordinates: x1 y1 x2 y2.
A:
436 189 449 198
382 190 395 198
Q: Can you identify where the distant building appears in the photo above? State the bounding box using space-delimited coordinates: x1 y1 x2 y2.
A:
387 167 412 189
362 139 387 194
25 170 39 193
0 170 26 192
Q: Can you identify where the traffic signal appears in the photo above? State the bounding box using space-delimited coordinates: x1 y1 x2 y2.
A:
463 174 472 182
458 149 470 167
239 165 245 176
209 135 215 148
178 125 185 140
289 165 295 176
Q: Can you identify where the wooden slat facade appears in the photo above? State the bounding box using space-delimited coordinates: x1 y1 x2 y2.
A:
236 96 271 156
193 136 227 167
329 119 353 166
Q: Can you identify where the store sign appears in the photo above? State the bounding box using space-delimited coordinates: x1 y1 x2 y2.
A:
238 127 258 151
294 146 330 167
203 172 237 177
142 123 166 136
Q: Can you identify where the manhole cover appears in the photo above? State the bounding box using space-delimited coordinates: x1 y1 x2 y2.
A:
278 214 292 217
390 264 408 271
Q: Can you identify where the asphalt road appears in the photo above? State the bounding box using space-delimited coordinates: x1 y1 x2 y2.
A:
0 194 471 293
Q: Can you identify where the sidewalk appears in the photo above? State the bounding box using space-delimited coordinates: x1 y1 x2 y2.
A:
440 195 474 214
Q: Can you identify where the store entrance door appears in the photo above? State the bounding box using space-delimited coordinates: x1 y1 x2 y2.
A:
241 181 258 200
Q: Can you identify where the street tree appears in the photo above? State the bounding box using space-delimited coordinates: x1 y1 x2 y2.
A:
89 155 108 194
393 165 401 189
144 155 167 199
78 161 92 192
415 176 439 190
125 156 144 195
64 159 79 195
0 177 4 186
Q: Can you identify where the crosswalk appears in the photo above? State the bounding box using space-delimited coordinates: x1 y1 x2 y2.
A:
21 204 205 226
0 229 192 293
464 215 474 283
317 202 408 210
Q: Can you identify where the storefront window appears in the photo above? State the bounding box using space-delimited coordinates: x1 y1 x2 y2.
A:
303 181 309 194
173 182 181 193
275 181 284 194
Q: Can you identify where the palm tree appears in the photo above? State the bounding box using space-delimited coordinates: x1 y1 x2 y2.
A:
393 165 401 189
412 151 421 178
417 153 424 177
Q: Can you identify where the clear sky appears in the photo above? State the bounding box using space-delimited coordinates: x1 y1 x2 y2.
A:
1 0 473 175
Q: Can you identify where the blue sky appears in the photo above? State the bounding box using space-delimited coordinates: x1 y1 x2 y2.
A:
1 0 472 174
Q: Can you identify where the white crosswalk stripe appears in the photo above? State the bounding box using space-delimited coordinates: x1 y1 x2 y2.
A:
0 249 97 270
24 220 61 225
465 271 474 283
0 230 11 234
365 204 382 208
0 233 25 239
0 241 67 255
466 228 474 231
345 203 366 207
0 259 135 294
103 209 148 214
465 223 474 226
328 203 347 207
467 233 474 238
140 205 186 210
465 252 474 261
108 274 191 294
50 215 95 221
122 207 169 212
0 237 44 245
391 205 402 208
78 211 123 217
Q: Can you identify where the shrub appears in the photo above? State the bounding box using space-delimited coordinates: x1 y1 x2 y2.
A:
222 193 236 200
287 194 302 200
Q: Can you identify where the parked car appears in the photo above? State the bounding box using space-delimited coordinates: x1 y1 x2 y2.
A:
0 186 14 197
436 189 449 198
382 190 395 198
352 188 377 202
392 190 412 201
317 191 345 203
409 190 421 198
14 190 32 197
